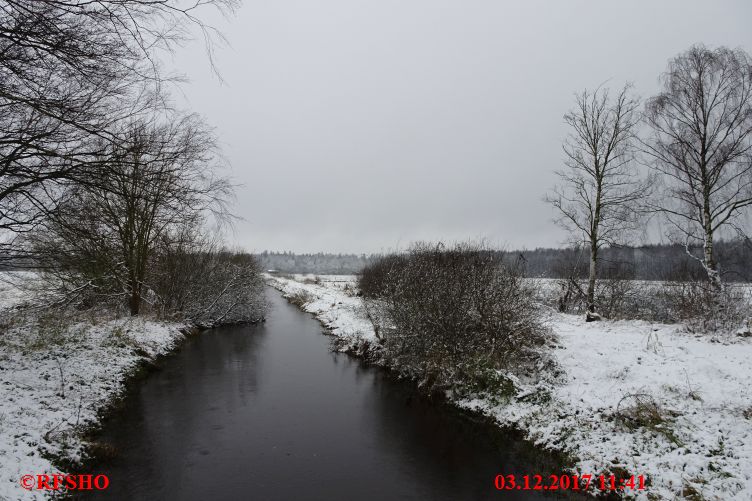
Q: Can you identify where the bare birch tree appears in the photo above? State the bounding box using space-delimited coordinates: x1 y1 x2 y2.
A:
643 45 752 290
546 84 648 319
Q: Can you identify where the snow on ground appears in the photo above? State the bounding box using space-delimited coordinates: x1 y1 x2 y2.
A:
267 273 752 500
0 273 185 500
267 274 377 342
0 272 39 310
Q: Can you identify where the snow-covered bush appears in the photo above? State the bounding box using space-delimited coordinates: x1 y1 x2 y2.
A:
360 242 551 393
550 259 652 320
357 254 408 298
656 280 750 332
553 277 654 319
31 228 267 327
150 235 266 327
545 275 751 331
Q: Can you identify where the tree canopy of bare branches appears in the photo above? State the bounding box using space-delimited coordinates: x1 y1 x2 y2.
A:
33 114 233 315
644 45 752 289
546 84 649 318
0 0 237 258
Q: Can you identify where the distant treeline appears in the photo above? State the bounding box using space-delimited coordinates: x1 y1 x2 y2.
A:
518 240 752 282
256 251 374 275
257 240 752 282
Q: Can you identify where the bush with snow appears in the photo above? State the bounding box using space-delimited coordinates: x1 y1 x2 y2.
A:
359 242 552 393
546 276 751 332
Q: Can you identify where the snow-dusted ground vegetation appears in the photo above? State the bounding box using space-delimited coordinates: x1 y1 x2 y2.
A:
0 273 185 500
268 273 752 501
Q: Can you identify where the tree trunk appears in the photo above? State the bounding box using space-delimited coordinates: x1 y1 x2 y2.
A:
587 176 602 319
129 282 141 316
587 243 597 313
702 188 722 291
703 233 721 289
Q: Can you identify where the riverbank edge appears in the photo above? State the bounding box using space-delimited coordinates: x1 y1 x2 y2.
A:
53 315 272 500
266 278 613 500
0 302 265 501
51 324 200 472
63 315 272 470
0 313 187 500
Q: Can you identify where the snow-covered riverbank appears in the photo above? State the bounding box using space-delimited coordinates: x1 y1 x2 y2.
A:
267 274 752 500
0 274 185 500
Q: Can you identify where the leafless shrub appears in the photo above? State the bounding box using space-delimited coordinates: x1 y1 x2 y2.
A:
615 393 664 429
342 283 358 297
359 242 552 393
358 254 408 299
551 279 643 320
544 274 750 330
151 233 266 327
287 290 314 308
549 255 642 319
360 298 389 342
614 393 682 446
331 335 378 359
657 281 750 333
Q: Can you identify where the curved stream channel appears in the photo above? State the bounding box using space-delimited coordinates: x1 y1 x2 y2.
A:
84 289 559 500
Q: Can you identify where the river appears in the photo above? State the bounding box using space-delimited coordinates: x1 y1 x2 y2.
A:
84 288 557 500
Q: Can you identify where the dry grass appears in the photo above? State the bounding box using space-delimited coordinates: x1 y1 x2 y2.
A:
287 290 314 307
614 392 683 446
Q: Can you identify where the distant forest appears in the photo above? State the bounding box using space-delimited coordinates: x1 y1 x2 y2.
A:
257 251 373 275
257 240 752 282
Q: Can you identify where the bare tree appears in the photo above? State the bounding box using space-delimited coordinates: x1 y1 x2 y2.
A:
33 113 233 315
643 45 752 290
546 84 648 319
0 0 237 258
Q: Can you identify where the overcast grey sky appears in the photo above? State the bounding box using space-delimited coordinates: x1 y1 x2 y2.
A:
170 0 752 254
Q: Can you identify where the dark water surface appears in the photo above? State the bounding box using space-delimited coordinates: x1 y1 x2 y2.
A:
84 288 557 500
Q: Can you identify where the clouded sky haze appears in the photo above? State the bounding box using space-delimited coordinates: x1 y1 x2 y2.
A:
171 0 752 253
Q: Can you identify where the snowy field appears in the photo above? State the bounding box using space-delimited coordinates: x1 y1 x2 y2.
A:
0 273 185 500
267 273 752 500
